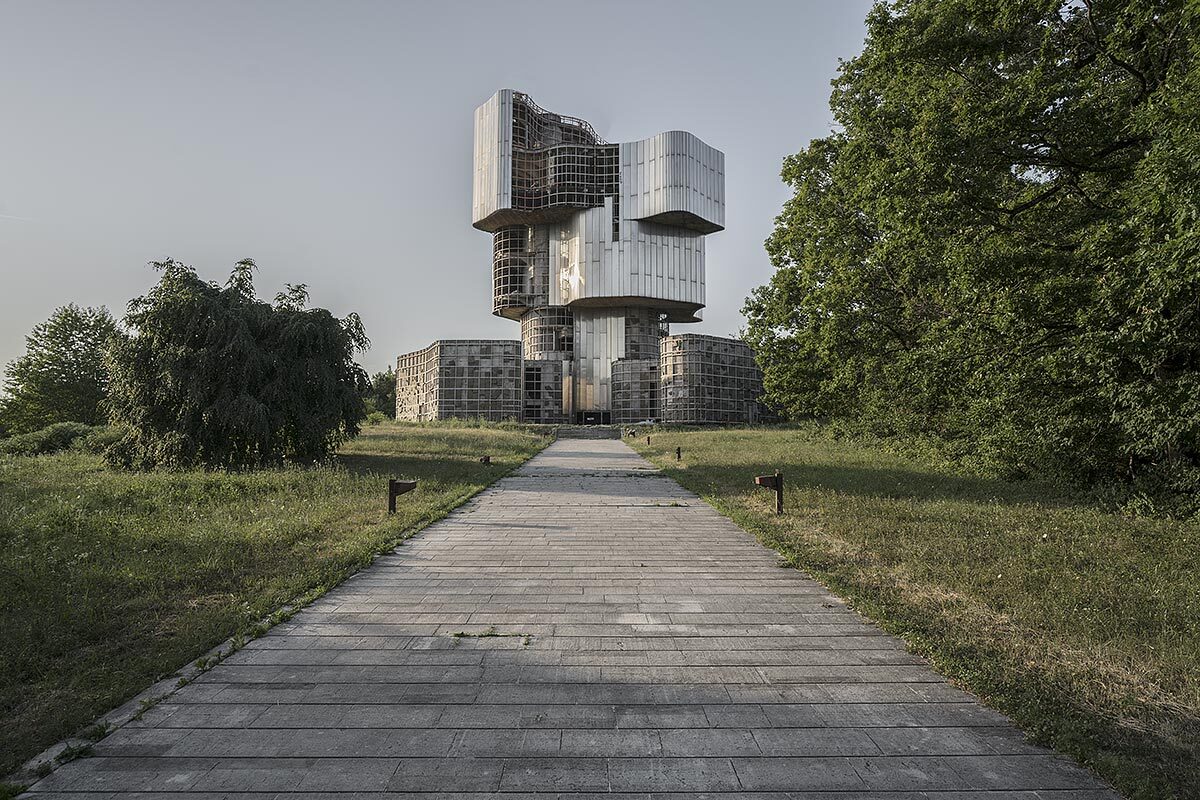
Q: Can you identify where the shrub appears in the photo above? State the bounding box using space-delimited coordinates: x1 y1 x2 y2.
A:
105 259 369 470
0 422 98 456
72 426 126 456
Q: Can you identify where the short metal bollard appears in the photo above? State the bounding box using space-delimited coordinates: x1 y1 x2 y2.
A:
388 478 418 513
479 455 491 464
754 470 784 515
646 435 651 445
675 446 682 461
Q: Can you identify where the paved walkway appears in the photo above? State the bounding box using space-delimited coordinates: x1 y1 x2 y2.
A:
27 439 1117 798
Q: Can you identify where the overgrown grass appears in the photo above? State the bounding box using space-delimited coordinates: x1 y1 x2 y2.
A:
632 424 1198 800
0 423 547 776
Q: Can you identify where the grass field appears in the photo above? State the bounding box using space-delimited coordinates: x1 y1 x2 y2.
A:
631 425 1198 800
0 423 547 777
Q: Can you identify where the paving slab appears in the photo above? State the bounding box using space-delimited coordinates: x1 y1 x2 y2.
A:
23 438 1119 797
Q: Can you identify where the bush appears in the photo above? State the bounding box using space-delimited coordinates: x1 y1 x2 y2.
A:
105 259 369 470
72 426 126 456
0 422 98 456
365 411 388 426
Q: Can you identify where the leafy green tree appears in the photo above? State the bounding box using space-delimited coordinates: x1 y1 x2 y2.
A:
361 368 397 418
746 0 1199 505
0 304 117 435
106 259 369 469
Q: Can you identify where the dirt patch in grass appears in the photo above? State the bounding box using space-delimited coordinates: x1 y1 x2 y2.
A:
0 423 547 775
632 424 1199 800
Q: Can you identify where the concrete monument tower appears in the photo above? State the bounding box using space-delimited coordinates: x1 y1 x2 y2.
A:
471 90 725 423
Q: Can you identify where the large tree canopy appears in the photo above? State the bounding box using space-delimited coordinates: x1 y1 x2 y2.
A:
746 0 1199 507
107 259 369 469
0 304 117 435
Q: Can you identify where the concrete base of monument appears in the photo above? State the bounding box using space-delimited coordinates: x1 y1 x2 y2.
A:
556 424 622 440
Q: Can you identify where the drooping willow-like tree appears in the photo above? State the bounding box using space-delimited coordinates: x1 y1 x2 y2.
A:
107 259 369 469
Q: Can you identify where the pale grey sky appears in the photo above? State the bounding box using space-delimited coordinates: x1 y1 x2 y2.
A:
0 0 872 374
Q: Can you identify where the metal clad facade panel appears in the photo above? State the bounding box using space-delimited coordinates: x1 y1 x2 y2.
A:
622 132 725 232
471 90 512 227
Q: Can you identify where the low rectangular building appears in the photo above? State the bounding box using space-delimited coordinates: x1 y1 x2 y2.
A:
396 335 771 425
396 340 522 422
660 334 770 425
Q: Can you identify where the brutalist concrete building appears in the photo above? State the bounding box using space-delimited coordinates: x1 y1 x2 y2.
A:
395 90 770 424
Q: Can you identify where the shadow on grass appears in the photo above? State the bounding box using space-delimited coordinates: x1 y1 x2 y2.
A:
673 459 1074 511
336 451 496 480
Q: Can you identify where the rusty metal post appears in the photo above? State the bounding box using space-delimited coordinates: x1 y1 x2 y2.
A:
675 446 681 461
388 479 417 514
754 471 784 515
646 435 651 445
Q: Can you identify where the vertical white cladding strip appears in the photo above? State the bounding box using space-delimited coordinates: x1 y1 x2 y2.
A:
569 227 582 302
578 211 588 303
643 136 652 219
583 207 597 303
592 206 608 298
499 92 512 210
657 224 664 298
551 223 571 306
632 139 638 219
471 100 490 223
717 144 726 226
663 226 670 298
648 136 656 219
670 130 683 211
601 198 613 295
578 212 589 305
657 135 665 216
576 315 590 410
561 358 574 417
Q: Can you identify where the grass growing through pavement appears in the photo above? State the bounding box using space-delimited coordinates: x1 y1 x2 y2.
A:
0 423 547 777
632 425 1198 800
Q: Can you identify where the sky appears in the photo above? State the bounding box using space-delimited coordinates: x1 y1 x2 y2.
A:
0 0 873 374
